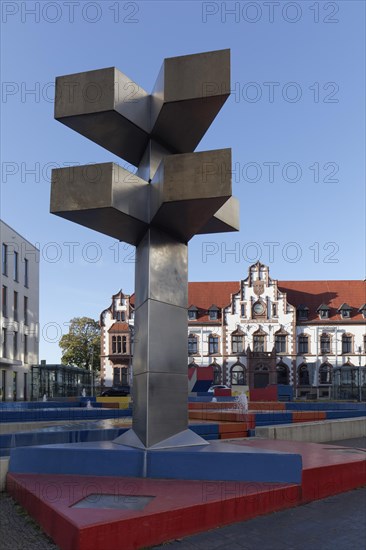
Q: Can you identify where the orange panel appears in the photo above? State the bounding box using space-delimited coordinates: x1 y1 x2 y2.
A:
219 422 249 433
292 411 326 423
249 402 286 411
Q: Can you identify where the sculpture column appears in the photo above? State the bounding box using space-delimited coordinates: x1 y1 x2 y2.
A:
51 49 239 450
132 228 189 447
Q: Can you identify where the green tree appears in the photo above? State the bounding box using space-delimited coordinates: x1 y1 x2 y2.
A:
59 317 100 371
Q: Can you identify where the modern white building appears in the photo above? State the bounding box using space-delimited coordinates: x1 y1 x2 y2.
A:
0 220 39 400
100 262 366 399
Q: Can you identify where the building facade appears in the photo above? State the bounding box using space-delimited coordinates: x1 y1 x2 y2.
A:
100 290 134 387
100 263 366 399
0 221 39 400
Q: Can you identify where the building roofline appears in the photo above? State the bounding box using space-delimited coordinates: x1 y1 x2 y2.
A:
0 219 40 250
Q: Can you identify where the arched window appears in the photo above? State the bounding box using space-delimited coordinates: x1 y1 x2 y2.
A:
319 362 332 384
209 334 219 355
231 363 246 385
320 333 331 354
342 334 353 354
210 362 222 384
188 334 198 355
277 362 289 385
298 363 310 385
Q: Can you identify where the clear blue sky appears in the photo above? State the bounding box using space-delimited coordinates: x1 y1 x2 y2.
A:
1 1 365 363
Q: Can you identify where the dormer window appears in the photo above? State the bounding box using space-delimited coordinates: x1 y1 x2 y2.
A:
358 305 366 319
317 304 330 319
297 305 309 320
208 305 219 321
188 305 198 320
338 303 351 319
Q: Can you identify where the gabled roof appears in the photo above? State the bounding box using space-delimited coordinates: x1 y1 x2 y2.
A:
317 304 331 311
337 303 352 311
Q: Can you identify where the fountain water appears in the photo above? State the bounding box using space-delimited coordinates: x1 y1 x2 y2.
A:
42 394 47 402
235 392 248 414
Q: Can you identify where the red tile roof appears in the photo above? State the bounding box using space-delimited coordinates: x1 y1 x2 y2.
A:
131 280 365 323
188 282 239 309
278 280 365 322
108 322 130 332
188 281 239 322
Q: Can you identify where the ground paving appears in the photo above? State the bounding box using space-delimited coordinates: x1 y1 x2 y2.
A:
1 437 365 550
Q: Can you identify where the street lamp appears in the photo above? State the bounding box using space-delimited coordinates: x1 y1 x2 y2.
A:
89 345 94 397
358 346 362 402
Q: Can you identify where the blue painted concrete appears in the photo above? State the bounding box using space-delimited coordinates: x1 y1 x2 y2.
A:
0 427 130 457
0 422 222 457
189 396 235 402
9 442 144 476
148 442 302 483
0 407 132 423
9 441 302 483
254 412 293 426
278 385 293 401
190 424 219 435
285 402 366 411
325 410 366 419
0 399 97 409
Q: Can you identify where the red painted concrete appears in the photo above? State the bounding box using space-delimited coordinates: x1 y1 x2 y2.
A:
7 474 299 550
248 402 286 411
188 401 286 411
7 439 366 550
189 410 255 426
214 388 231 396
250 387 278 402
230 439 366 501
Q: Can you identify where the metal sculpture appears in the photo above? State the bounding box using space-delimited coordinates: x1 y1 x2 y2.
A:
51 49 239 448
